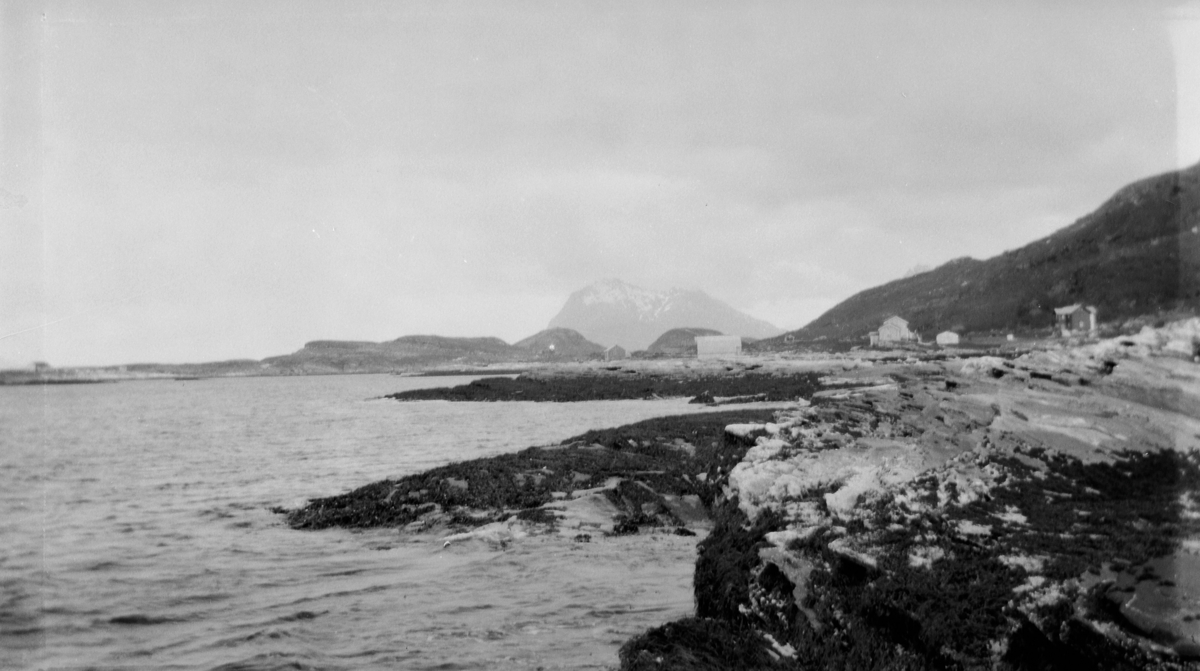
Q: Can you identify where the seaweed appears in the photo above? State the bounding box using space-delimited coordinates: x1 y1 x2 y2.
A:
384 372 823 402
284 409 779 530
621 435 1200 670
619 618 786 671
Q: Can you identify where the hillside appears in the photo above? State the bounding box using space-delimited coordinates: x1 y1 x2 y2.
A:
645 328 723 356
548 279 781 351
777 162 1200 343
260 335 522 373
513 328 606 360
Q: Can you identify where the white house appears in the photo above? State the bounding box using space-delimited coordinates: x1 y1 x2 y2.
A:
935 331 960 346
604 345 626 361
695 335 742 359
1054 304 1097 336
869 316 917 346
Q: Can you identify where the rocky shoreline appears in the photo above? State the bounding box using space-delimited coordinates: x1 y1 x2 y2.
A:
282 320 1200 670
383 367 826 403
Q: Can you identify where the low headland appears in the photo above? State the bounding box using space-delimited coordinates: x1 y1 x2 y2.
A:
282 319 1200 669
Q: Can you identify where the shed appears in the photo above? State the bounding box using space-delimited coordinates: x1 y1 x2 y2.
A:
1054 304 1097 335
604 345 626 361
935 331 960 346
695 335 742 359
871 316 917 346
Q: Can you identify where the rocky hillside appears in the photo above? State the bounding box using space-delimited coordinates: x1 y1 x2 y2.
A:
261 335 522 373
548 279 781 351
513 328 606 360
775 162 1200 344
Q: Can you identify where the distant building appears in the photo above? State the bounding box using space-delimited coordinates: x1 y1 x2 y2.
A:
869 316 918 346
935 331 960 346
33 361 51 372
1054 304 1097 335
604 345 626 361
695 335 742 359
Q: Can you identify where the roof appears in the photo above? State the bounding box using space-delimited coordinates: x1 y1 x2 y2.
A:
1054 304 1097 315
882 315 908 327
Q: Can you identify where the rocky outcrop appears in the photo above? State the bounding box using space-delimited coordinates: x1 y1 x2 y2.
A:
622 319 1200 669
283 409 786 538
384 370 823 403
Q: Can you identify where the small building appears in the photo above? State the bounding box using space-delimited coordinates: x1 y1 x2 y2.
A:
935 331 960 346
695 335 742 359
1054 304 1097 335
869 316 918 346
604 345 626 361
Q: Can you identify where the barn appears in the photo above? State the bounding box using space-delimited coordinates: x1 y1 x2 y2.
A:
604 345 626 361
695 335 742 359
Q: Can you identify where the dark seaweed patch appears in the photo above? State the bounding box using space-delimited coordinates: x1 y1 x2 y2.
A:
385 372 823 402
284 409 778 530
624 446 1200 670
619 617 785 671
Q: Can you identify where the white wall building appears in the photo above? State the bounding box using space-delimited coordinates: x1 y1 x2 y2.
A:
869 316 918 346
935 331 960 346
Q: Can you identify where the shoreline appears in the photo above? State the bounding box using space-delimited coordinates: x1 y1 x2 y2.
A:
281 320 1200 669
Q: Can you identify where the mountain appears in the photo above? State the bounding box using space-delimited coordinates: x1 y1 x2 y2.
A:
547 279 782 351
261 335 522 373
646 328 723 356
775 162 1200 344
513 328 606 360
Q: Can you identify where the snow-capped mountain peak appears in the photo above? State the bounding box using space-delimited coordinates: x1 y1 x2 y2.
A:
548 279 781 350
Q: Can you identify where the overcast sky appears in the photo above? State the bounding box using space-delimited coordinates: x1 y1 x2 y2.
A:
2 1 1198 367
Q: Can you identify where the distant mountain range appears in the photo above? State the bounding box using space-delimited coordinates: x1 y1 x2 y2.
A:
14 162 1195 381
547 279 782 351
258 330 612 374
260 335 521 374
769 161 1200 344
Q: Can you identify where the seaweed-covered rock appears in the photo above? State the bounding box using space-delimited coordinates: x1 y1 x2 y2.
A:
623 321 1200 669
283 409 783 536
384 371 823 402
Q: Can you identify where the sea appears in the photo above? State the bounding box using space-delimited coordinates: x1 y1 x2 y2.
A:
0 374 738 671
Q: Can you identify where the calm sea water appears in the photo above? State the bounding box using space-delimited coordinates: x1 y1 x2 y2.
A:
0 374 733 671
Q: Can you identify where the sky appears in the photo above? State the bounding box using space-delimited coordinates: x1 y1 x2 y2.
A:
1 1 1197 367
